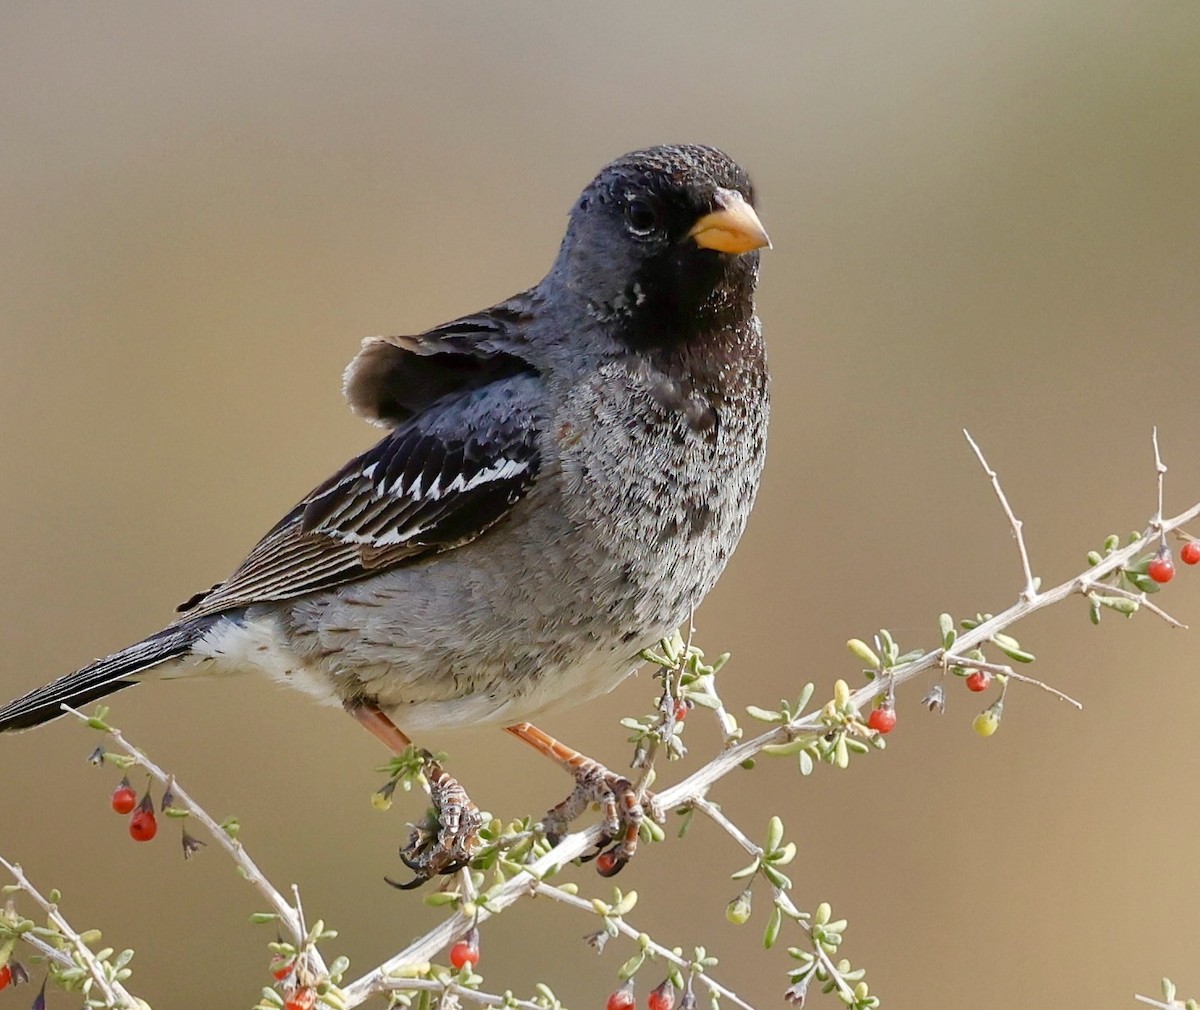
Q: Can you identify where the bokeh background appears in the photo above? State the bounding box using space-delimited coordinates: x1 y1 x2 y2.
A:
2 4 1199 1008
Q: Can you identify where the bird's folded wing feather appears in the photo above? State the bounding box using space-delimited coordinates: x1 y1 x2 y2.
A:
176 311 543 620
343 295 537 428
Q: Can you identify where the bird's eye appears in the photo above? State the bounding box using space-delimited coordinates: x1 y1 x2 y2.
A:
624 197 661 236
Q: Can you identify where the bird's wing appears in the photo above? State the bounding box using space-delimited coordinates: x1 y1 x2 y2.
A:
343 295 538 428
176 306 544 619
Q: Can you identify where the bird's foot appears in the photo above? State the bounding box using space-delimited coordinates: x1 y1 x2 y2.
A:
386 753 483 890
541 758 665 877
503 722 665 875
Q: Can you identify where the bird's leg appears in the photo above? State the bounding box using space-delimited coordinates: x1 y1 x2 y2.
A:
349 702 415 752
504 721 665 876
347 703 483 888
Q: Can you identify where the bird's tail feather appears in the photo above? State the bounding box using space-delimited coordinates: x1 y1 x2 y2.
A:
0 620 212 732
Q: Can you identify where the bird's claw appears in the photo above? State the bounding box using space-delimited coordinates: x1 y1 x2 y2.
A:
541 759 664 876
386 753 483 889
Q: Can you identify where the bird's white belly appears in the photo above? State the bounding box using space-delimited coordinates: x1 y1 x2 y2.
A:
183 611 642 733
185 614 343 706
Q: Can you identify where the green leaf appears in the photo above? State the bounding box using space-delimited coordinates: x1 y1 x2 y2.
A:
422 892 459 907
763 905 782 949
765 816 784 853
834 735 849 769
761 863 792 890
938 613 956 650
688 692 720 710
877 629 896 659
763 738 808 757
731 859 761 880
846 639 880 668
798 750 814 776
993 640 1035 663
612 889 638 916
1094 594 1138 615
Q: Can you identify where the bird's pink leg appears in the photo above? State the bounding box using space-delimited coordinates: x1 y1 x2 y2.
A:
348 703 481 886
505 722 663 875
348 703 414 752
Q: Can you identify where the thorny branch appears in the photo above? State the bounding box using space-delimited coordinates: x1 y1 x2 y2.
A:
687 798 857 1004
529 878 755 1010
963 429 1039 603
0 855 138 1008
60 708 329 981
944 656 1082 708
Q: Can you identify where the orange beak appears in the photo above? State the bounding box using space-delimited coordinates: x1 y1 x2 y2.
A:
687 188 771 254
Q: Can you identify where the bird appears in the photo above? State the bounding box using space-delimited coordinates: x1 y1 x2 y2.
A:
0 143 771 880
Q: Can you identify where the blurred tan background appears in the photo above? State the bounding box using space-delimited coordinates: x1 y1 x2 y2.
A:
2 3 1199 1008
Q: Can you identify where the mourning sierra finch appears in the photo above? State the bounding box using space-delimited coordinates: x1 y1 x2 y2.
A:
0 144 771 876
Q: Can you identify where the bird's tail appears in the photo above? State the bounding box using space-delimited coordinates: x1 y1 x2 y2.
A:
0 619 213 732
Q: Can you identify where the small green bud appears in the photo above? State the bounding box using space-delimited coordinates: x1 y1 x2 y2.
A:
973 700 1004 737
725 889 753 925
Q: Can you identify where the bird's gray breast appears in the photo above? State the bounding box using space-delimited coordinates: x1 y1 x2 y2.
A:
551 332 768 637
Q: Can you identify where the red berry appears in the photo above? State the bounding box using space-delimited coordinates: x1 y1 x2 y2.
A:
965 670 991 693
285 988 316 1010
866 705 896 734
129 794 158 842
0 964 10 991
607 981 636 1010
1148 552 1175 584
1182 542 1200 566
450 927 480 970
648 980 676 1010
673 700 689 722
110 779 137 815
270 955 294 981
596 850 622 876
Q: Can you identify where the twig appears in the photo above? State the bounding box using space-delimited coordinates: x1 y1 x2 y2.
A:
940 656 1083 709
0 855 136 1007
374 976 559 1010
688 798 857 1005
978 667 1081 708
1135 996 1173 1010
1080 580 1188 630
964 430 1039 603
60 708 328 978
1152 427 1167 539
689 796 757 859
529 879 755 1010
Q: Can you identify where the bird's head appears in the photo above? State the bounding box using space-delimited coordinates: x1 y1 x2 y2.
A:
552 144 770 350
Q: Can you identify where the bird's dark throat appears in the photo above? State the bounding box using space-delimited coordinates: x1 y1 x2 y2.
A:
611 248 758 355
